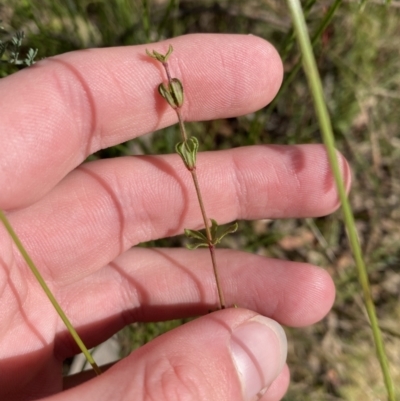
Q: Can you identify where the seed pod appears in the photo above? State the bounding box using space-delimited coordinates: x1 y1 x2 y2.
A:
158 78 184 109
170 78 184 107
158 82 175 108
175 137 199 170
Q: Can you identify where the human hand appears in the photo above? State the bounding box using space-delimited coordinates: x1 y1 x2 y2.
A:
0 34 349 401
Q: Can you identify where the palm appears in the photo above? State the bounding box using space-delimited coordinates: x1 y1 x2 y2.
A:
1 230 62 397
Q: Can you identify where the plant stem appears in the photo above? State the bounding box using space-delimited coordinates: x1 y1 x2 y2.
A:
175 105 188 141
189 166 225 309
162 61 174 86
286 1 395 399
162 60 225 309
0 209 102 376
250 0 343 142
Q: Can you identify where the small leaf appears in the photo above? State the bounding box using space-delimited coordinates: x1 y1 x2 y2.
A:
9 51 18 64
184 221 238 250
176 137 199 170
185 242 208 250
216 222 239 244
184 227 209 249
24 48 38 66
210 219 218 241
10 31 24 52
184 228 208 242
146 44 173 63
210 221 239 245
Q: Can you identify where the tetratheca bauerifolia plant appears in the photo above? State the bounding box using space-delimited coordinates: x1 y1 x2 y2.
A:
146 45 238 310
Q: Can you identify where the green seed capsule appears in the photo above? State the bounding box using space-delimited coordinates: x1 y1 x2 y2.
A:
176 137 199 170
158 78 184 109
158 82 175 108
170 78 184 107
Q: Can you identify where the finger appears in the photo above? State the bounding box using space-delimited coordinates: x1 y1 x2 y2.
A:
53 248 334 357
261 364 290 401
51 310 287 401
0 34 282 210
8 144 350 285
63 359 291 396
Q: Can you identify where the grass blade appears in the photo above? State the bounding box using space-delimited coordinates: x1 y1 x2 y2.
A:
270 0 343 111
285 0 395 400
0 209 102 376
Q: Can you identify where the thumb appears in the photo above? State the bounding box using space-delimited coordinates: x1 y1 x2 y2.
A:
56 309 287 401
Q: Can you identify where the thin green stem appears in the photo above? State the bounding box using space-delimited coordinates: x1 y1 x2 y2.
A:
270 0 343 112
251 0 342 141
286 1 395 400
189 169 225 309
176 106 188 142
162 61 173 83
154 50 226 309
0 209 102 376
281 0 317 60
175 107 225 309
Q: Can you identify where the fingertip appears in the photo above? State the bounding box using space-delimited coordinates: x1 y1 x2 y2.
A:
273 262 336 328
248 35 284 105
230 314 287 401
283 144 352 218
260 364 290 401
174 34 284 120
312 147 352 216
299 265 336 326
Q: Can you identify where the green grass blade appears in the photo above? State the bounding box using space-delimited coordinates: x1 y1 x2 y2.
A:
0 209 102 376
286 1 395 400
250 0 342 142
271 0 343 111
281 0 317 59
142 0 151 43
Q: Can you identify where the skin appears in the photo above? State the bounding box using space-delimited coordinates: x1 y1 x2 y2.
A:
0 34 350 401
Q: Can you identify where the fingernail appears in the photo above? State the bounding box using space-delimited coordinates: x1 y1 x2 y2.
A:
230 315 287 401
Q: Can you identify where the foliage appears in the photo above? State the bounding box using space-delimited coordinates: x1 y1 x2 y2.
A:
0 23 38 74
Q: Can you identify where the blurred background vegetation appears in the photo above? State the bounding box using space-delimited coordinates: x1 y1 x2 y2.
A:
1 0 400 399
